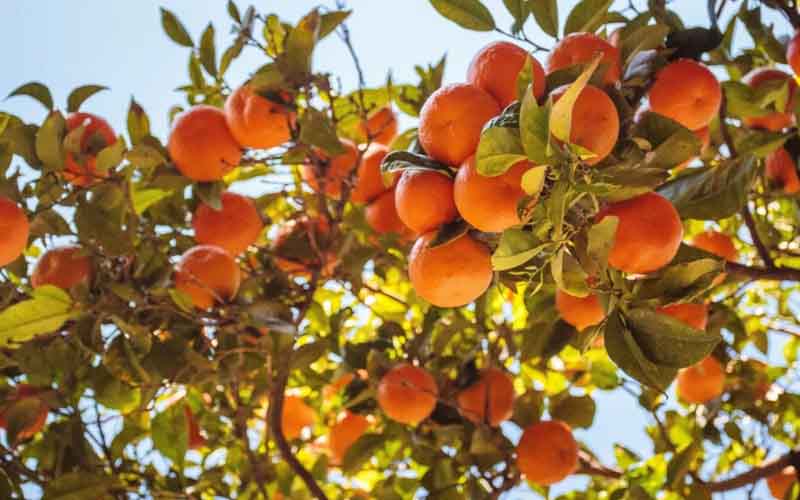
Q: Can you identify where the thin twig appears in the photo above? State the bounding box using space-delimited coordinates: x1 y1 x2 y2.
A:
741 205 775 268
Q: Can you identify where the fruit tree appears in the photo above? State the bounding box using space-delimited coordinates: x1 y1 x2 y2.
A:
3 0 800 498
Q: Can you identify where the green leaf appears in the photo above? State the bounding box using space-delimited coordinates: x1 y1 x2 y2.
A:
550 394 596 429
160 8 193 47
620 24 670 64
298 108 344 155
0 286 78 348
722 81 770 119
280 9 320 79
637 257 723 301
503 0 529 33
666 442 699 489
199 23 217 76
35 111 65 172
94 369 141 413
132 188 172 215
735 129 789 158
152 402 189 465
626 308 721 368
126 99 150 146
491 229 552 271
75 184 130 256
519 85 551 164
7 81 53 111
188 53 206 89
66 85 108 113
319 10 351 38
227 0 241 23
429 0 496 31
657 157 757 220
290 342 327 370
586 215 618 275
633 111 701 170
475 126 526 176
511 390 544 427
220 37 245 76
516 56 535 103
195 181 225 210
127 144 166 169
564 0 614 35
342 432 385 475
520 165 546 196
43 472 123 500
95 137 126 173
605 313 677 392
529 0 558 38
550 54 601 143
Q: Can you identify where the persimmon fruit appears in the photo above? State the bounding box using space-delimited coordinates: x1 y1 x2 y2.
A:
395 169 458 234
358 106 398 145
555 290 606 331
456 367 515 426
657 303 709 331
272 216 338 277
64 112 116 186
454 156 530 232
281 395 316 440
766 147 800 194
550 84 619 165
350 143 393 204
0 196 28 267
329 411 370 464
648 59 722 130
31 246 93 290
516 420 579 486
742 68 796 132
168 105 242 181
377 363 438 425
467 41 545 107
224 84 294 149
767 466 797 499
301 139 359 200
365 188 410 236
547 32 622 86
676 356 725 404
193 191 263 256
174 245 241 310
691 230 737 262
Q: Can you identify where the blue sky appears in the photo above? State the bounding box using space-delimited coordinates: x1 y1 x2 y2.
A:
0 1 792 498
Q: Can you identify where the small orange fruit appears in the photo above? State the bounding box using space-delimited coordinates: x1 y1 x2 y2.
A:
193 191 263 256
350 143 394 204
766 147 800 194
365 188 411 236
454 156 530 232
516 420 579 485
657 303 709 330
742 69 796 132
467 41 546 107
224 84 294 149
301 139 359 200
550 84 619 165
377 363 438 425
648 59 722 130
547 32 622 86
358 107 398 146
418 83 501 166
691 230 737 262
555 290 606 331
395 169 458 234
174 245 241 310
408 231 493 308
767 466 797 499
64 112 116 186
281 395 316 440
676 356 725 404
0 196 29 267
168 105 242 181
31 246 92 289
456 367 515 426
329 411 370 464
595 192 683 274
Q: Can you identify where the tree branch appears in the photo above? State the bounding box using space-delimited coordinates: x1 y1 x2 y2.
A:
761 0 800 29
706 449 799 492
741 206 774 268
726 262 800 282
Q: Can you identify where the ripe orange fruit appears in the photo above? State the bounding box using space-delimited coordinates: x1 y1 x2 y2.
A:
743 69 796 131
456 367 515 426
301 139 359 200
193 191 263 256
408 231 493 308
676 356 725 404
767 466 797 499
64 112 116 187
467 41 546 107
550 84 619 165
281 395 316 440
0 196 29 267
350 143 394 204
657 303 709 330
329 411 370 464
595 192 683 274
675 126 711 171
454 156 530 232
555 290 605 331
395 169 458 234
31 246 92 289
516 420 578 485
358 107 398 146
766 147 800 194
418 83 501 166
377 363 438 425
691 230 737 262
224 84 294 149
184 405 206 450
366 188 411 236
648 59 721 130
789 31 800 76
272 216 338 277
547 32 622 86
174 245 241 310
0 385 48 442
168 105 242 182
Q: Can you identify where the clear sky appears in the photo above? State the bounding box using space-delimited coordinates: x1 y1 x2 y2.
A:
0 1 790 498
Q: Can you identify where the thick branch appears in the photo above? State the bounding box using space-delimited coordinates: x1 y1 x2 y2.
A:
726 262 800 282
706 449 799 492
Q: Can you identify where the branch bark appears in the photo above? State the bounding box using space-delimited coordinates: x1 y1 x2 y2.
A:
726 262 800 282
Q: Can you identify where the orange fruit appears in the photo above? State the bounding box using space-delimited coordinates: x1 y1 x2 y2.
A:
193 191 263 256
281 395 316 440
743 69 796 132
224 84 294 149
329 411 370 464
789 31 800 76
0 196 29 267
174 245 241 310
550 84 619 165
0 385 48 442
63 112 116 187
691 230 737 262
555 290 605 331
272 216 338 277
184 405 206 450
408 231 493 308
657 303 709 330
454 156 530 232
674 126 711 171
648 59 722 130
676 356 725 404
516 420 578 485
766 147 800 194
350 143 394 204
395 169 458 234
366 188 411 236
456 367 515 426
31 246 93 289
418 83 501 166
547 32 622 86
767 466 797 499
358 107 398 146
377 363 438 425
595 192 683 274
301 139 359 200
168 105 242 182
467 41 546 107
